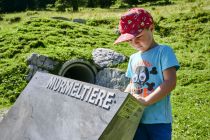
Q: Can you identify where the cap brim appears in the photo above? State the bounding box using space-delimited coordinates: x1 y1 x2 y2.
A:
114 33 135 45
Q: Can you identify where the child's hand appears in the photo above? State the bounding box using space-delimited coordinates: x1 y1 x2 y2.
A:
132 93 149 106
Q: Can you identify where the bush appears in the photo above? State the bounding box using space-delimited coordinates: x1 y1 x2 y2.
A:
46 4 54 10
7 17 21 24
26 11 38 16
0 15 4 21
55 0 69 11
29 41 46 48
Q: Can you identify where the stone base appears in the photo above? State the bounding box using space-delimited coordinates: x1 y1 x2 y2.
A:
0 72 144 140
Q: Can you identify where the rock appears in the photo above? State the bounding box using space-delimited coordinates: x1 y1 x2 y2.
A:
95 68 130 91
26 53 60 81
73 19 86 24
43 57 57 70
27 53 38 65
37 55 46 67
25 65 35 81
92 48 127 68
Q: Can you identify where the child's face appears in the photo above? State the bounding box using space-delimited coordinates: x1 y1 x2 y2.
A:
128 26 154 52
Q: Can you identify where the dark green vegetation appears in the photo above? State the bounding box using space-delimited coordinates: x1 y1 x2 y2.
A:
0 0 172 12
0 0 209 139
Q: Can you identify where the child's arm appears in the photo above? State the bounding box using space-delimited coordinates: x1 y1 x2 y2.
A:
132 67 177 106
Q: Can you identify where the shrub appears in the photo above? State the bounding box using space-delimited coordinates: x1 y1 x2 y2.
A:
29 41 46 48
26 11 38 16
55 0 69 11
7 17 21 24
0 15 4 21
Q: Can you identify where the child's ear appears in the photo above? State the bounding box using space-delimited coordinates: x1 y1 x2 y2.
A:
149 24 155 32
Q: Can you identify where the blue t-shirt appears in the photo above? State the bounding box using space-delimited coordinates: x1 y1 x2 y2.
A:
126 45 180 124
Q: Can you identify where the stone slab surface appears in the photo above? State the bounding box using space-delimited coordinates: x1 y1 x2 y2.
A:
0 72 144 140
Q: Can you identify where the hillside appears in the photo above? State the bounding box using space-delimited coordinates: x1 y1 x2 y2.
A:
0 0 210 139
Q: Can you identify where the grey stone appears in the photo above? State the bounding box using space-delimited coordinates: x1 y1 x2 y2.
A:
26 53 60 81
32 65 38 75
25 65 34 81
73 19 86 24
27 53 59 71
43 57 56 70
42 69 49 73
27 53 38 65
95 68 130 91
26 65 39 81
37 55 46 67
0 72 144 140
92 48 126 68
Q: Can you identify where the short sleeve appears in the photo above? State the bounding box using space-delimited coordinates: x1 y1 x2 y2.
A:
125 56 133 78
161 46 180 71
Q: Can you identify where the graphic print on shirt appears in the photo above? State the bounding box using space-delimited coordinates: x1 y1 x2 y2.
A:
131 60 157 97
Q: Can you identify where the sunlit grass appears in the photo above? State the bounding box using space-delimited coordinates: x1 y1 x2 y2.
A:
0 0 209 139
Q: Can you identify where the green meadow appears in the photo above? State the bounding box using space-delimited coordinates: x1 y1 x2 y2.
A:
0 0 209 139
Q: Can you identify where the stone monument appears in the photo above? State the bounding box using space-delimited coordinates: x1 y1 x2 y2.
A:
0 72 144 140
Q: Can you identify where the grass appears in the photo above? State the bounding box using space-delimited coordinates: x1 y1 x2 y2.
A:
0 0 209 139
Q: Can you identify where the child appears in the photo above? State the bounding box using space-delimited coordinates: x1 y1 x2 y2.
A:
114 8 180 140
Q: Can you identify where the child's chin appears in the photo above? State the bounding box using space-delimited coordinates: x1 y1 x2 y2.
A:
133 46 143 51
135 47 144 51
